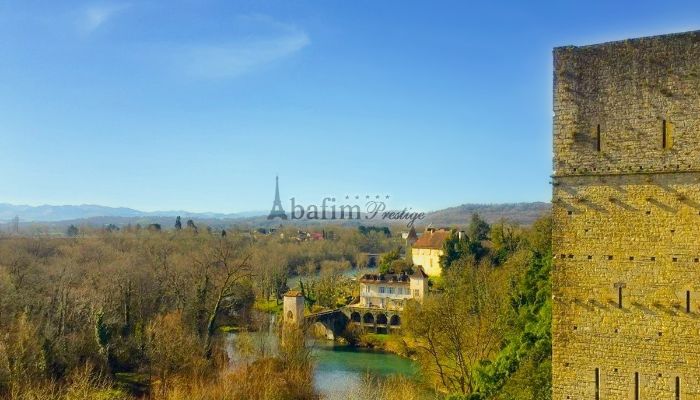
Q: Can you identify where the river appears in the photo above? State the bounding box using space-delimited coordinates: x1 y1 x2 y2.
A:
224 323 421 399
312 339 419 397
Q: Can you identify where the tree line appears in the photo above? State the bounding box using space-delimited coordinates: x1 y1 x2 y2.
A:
0 224 399 399
403 214 552 400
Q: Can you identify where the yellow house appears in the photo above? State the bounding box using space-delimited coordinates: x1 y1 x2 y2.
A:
410 228 451 276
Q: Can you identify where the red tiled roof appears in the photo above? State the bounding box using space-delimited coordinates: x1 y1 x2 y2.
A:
412 229 451 249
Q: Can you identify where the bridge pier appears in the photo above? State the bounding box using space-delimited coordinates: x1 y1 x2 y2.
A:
283 291 305 327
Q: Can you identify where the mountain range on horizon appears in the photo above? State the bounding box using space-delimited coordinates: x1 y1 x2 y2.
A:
0 202 551 228
0 203 265 223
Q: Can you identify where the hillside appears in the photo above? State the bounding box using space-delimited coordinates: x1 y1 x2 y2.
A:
422 202 551 227
1 202 551 232
0 203 261 223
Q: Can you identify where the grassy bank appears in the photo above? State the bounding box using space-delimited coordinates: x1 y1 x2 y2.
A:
355 333 417 359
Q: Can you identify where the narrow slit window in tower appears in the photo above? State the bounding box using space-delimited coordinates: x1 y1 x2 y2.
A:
595 368 600 400
635 372 639 400
596 124 601 152
618 287 623 308
663 119 667 148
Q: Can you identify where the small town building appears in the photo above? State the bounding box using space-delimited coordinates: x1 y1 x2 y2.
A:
356 267 428 310
411 228 451 276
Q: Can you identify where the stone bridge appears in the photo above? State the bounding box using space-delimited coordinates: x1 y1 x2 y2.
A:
304 309 348 340
284 292 402 339
302 306 403 338
342 306 402 334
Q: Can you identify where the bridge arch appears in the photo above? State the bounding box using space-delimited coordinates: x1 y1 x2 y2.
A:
363 313 375 324
311 321 334 340
351 312 361 322
376 313 388 325
390 315 400 326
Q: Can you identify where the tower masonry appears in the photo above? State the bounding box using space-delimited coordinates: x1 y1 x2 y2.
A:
552 31 700 399
283 291 305 327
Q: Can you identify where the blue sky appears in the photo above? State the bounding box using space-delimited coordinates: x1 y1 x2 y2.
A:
2 1 700 213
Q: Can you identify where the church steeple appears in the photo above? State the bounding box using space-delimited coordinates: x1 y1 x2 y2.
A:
268 175 288 220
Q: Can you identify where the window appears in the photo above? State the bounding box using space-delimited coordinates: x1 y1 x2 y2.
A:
379 287 385 294
614 282 626 309
676 376 681 400
413 289 419 297
634 372 639 400
388 287 395 294
687 291 691 313
663 119 674 149
596 124 601 152
595 368 600 400
618 286 623 308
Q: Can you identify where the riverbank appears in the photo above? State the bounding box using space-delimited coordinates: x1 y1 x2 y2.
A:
353 333 418 359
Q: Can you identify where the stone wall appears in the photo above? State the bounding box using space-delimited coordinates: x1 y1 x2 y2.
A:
552 31 700 399
411 248 443 276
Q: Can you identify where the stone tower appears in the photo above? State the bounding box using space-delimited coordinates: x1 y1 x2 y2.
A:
552 31 700 399
283 291 305 327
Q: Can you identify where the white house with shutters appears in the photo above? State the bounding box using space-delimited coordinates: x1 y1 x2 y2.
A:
356 267 428 311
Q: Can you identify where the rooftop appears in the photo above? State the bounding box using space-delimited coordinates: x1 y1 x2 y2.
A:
412 228 451 249
360 266 428 283
360 272 410 284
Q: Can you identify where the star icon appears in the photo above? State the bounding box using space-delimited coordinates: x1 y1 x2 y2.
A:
345 195 349 199
366 195 370 199
355 195 359 200
385 195 390 199
375 195 380 199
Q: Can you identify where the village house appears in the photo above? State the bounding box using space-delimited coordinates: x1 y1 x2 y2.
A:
356 267 428 310
411 228 451 276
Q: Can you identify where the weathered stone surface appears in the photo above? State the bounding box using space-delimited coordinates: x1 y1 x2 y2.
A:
552 31 700 399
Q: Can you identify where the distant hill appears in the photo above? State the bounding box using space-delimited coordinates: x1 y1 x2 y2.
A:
0 203 263 223
0 202 550 232
421 202 551 227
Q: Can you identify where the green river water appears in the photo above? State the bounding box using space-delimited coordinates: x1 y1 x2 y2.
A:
225 328 421 398
312 340 419 396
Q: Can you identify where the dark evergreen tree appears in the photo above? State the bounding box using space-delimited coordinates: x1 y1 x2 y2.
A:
468 213 491 241
66 224 79 237
186 219 198 234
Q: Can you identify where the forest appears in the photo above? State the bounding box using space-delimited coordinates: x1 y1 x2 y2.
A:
0 216 552 400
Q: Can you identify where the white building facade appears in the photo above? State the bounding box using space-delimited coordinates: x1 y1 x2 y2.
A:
358 268 428 311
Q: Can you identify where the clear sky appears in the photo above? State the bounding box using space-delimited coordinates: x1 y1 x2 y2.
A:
2 0 700 213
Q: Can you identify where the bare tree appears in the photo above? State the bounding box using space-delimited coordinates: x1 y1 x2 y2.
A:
194 238 252 358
